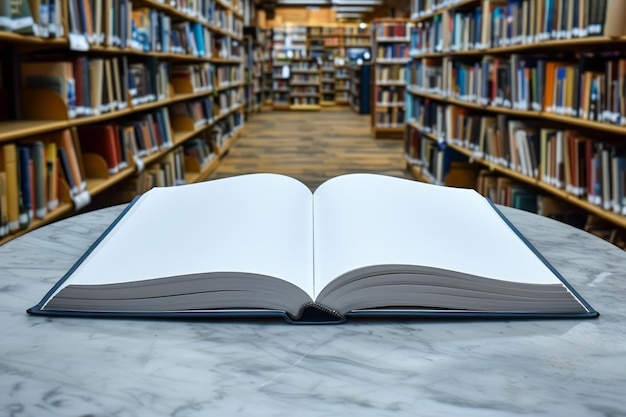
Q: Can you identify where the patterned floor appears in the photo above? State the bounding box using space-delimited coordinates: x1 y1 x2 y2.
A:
211 108 412 190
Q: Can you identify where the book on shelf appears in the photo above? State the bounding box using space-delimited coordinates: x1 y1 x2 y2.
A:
77 124 125 175
20 61 77 118
0 144 20 233
0 0 34 33
28 173 598 324
0 0 12 31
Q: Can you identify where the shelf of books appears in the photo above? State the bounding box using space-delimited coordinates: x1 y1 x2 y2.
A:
349 64 362 113
335 63 350 104
321 59 336 106
262 28 273 106
309 24 372 107
349 63 372 115
371 18 410 139
404 0 626 249
0 0 245 245
271 26 306 110
243 27 265 117
289 58 321 110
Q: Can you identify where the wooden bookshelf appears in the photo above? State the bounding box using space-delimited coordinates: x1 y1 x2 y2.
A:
308 24 372 107
262 28 273 106
371 18 410 139
289 58 321 110
0 0 245 246
321 59 336 105
404 0 626 248
334 63 350 104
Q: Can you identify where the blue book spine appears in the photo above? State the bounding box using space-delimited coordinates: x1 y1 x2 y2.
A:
192 22 205 56
18 146 32 227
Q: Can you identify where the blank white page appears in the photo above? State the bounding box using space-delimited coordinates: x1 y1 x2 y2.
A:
50 174 315 299
312 174 563 299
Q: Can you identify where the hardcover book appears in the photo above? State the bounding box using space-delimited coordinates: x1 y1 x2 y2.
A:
28 173 598 323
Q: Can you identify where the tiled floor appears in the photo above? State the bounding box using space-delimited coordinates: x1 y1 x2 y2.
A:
211 108 411 190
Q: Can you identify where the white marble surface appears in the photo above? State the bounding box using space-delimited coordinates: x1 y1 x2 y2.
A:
1 205 626 417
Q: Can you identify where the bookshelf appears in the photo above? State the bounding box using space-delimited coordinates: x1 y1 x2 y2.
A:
0 0 245 245
321 59 336 106
371 18 411 139
335 62 350 104
404 0 626 249
268 24 371 108
349 63 372 115
262 28 273 106
270 26 308 110
243 26 265 117
289 57 321 110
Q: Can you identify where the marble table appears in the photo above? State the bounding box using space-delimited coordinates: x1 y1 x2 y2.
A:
1 205 626 417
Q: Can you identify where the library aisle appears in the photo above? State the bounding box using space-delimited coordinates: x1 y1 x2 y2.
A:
211 108 411 189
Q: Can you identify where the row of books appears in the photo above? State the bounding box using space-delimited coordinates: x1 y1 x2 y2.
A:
405 130 465 184
336 68 348 78
272 93 289 105
377 44 410 60
183 137 217 172
0 95 246 239
0 0 242 52
216 88 242 114
88 108 175 171
476 170 626 249
335 80 350 90
290 87 319 96
124 147 187 198
406 99 626 213
291 61 319 71
290 97 319 106
214 36 243 59
376 65 407 83
212 2 243 37
410 0 468 18
375 107 406 128
0 0 64 36
291 75 320 83
0 106 172 235
342 38 372 47
308 26 368 36
212 111 243 149
407 55 626 126
131 10 215 56
271 26 307 61
171 97 214 127
377 87 406 105
374 22 410 40
216 65 243 86
0 132 77 237
18 57 222 119
272 80 288 91
171 63 214 93
134 109 242 193
20 57 148 119
410 0 625 50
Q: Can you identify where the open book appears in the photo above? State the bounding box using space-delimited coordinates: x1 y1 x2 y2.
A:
28 173 598 323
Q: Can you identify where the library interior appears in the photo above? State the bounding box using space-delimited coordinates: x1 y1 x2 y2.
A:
0 0 625 250
3 1 626 416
